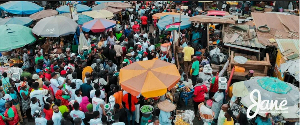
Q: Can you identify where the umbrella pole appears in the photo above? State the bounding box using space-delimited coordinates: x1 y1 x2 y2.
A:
69 4 73 19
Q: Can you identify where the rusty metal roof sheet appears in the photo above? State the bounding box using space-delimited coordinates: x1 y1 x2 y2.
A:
189 15 235 24
251 13 299 47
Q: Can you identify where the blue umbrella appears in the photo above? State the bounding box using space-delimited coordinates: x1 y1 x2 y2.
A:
0 17 33 26
0 1 43 15
77 14 93 25
157 15 191 31
56 4 92 13
257 77 292 94
95 1 123 4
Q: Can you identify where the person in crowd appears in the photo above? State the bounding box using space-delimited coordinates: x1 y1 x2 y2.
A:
80 96 91 113
2 72 12 93
50 73 64 95
224 110 234 125
89 111 102 125
182 42 194 78
43 103 53 121
191 56 200 85
55 90 69 107
113 103 127 123
255 113 272 125
4 101 19 125
80 78 93 99
34 110 47 125
123 93 138 125
245 70 254 80
92 90 106 116
52 105 62 125
30 97 41 118
70 102 85 125
84 104 94 125
193 78 208 117
211 88 225 123
217 104 229 125
60 112 72 125
8 87 23 123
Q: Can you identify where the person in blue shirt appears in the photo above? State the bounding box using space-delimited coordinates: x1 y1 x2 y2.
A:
124 25 132 37
191 30 200 44
8 87 23 123
255 114 272 125
0 90 6 115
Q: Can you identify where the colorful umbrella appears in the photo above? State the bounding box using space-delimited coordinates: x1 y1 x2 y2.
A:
0 1 43 15
32 16 78 37
119 59 180 98
152 12 180 19
56 4 92 13
92 4 122 13
165 22 181 31
77 14 93 25
0 24 36 51
82 18 116 33
29 9 58 20
0 17 32 26
82 10 114 19
106 2 131 9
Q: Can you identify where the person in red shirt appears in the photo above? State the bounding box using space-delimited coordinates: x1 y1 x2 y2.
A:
193 78 208 116
141 15 148 33
132 21 140 33
122 93 138 125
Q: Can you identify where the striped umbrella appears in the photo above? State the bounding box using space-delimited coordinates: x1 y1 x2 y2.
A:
77 14 93 25
119 59 180 98
82 18 116 33
165 22 181 31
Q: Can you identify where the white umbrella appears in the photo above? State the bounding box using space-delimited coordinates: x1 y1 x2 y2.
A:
82 10 114 19
32 16 78 37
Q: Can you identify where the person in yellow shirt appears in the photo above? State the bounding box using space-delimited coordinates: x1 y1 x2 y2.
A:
82 62 93 83
224 110 234 125
182 42 194 77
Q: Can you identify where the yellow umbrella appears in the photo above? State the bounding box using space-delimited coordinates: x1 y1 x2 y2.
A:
82 10 114 19
152 12 180 20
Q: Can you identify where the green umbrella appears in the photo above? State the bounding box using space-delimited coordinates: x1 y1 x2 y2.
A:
0 24 36 51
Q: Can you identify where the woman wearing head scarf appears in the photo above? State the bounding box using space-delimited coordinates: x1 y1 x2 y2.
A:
84 104 94 125
55 90 69 106
79 96 90 112
19 82 31 120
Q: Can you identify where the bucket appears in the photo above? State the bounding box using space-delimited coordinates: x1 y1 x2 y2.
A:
234 66 245 73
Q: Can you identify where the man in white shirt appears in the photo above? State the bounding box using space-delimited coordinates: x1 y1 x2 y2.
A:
71 72 83 90
52 105 62 125
142 38 149 52
30 86 50 108
50 73 64 95
70 102 85 125
92 90 106 117
58 71 67 94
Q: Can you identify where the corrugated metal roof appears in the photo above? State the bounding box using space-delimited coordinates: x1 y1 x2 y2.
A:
223 25 266 48
251 13 299 47
276 39 299 55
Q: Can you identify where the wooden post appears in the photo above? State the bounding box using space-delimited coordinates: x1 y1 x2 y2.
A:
207 23 210 51
172 17 175 61
221 24 225 39
69 4 73 19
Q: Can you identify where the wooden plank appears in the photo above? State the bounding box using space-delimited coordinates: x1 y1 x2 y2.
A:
232 61 271 66
224 43 260 53
228 33 239 43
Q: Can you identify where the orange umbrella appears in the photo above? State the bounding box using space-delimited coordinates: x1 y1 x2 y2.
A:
152 12 180 19
119 59 180 98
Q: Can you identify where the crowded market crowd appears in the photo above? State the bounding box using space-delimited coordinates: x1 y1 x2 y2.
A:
0 1 297 125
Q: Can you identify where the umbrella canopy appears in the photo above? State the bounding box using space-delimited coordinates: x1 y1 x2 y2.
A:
106 2 131 9
77 14 93 25
280 59 299 82
0 17 32 26
257 77 292 94
231 81 249 97
119 59 180 98
0 24 36 51
0 1 43 15
29 9 58 20
56 4 92 13
95 1 123 5
92 4 122 13
157 15 191 31
189 15 235 24
82 18 116 33
243 76 299 106
152 12 180 19
32 16 78 37
82 10 114 19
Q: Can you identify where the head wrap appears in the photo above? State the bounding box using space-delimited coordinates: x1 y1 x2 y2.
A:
86 104 93 112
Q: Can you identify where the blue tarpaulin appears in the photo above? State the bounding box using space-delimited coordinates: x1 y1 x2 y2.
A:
157 15 191 31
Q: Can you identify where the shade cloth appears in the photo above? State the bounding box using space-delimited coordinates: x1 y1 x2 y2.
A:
32 16 78 37
0 1 43 15
0 24 36 51
119 59 180 98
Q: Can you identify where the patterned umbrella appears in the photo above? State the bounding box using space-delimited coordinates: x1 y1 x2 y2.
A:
0 1 43 15
82 18 116 33
119 59 180 98
257 77 292 94
0 17 32 26
0 24 36 51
